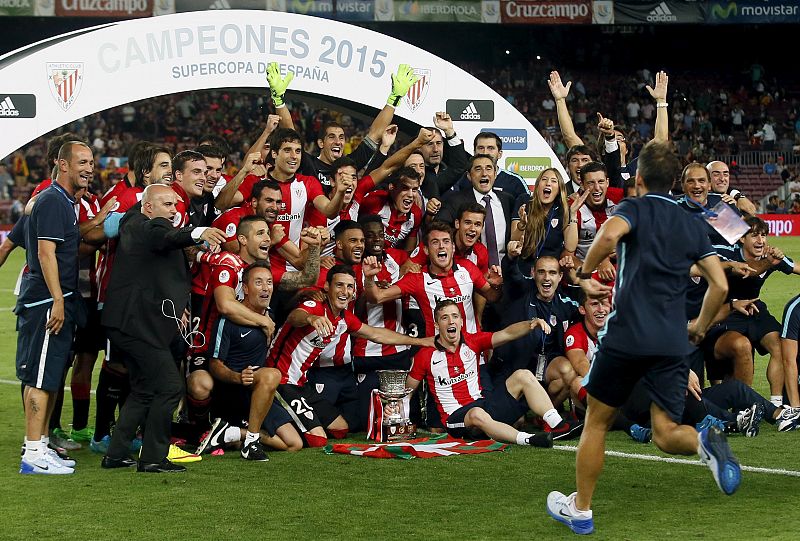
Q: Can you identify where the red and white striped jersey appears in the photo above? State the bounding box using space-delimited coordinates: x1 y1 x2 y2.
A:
409 331 494 423
196 251 246 348
353 248 409 358
410 242 490 276
575 187 623 260
95 180 144 305
307 175 375 256
268 174 325 276
564 322 597 363
395 260 488 338
359 190 423 250
267 300 363 385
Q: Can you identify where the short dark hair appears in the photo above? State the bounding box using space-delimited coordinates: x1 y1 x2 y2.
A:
250 179 282 201
358 214 384 229
578 161 607 183
680 162 710 184
195 144 226 161
237 214 268 237
319 122 344 139
389 166 421 186
638 141 681 193
566 144 597 163
457 203 486 221
268 128 302 154
47 132 83 164
423 221 455 244
434 299 459 320
467 153 496 170
197 134 230 155
473 132 502 152
333 219 362 239
744 216 769 237
330 156 357 175
242 260 272 284
172 150 205 176
326 264 356 285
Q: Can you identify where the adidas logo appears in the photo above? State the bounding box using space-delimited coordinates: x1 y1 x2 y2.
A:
0 96 20 117
647 2 677 22
209 0 231 8
460 102 481 120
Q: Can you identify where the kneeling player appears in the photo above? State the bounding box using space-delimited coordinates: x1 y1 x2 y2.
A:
406 300 579 446
198 262 302 461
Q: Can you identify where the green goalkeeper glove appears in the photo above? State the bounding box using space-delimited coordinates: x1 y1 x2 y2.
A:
387 64 419 107
266 62 293 108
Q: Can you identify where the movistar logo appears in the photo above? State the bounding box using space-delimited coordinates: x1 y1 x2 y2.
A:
711 2 738 19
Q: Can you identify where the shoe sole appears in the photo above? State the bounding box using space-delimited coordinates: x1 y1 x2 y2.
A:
743 407 763 438
546 505 594 534
700 429 741 495
20 461 74 475
551 424 584 441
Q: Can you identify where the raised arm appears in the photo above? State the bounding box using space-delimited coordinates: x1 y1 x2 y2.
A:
214 152 261 211
265 62 295 129
362 255 404 304
353 324 433 348
548 71 583 148
646 71 670 143
491 318 551 349
369 127 435 185
364 64 419 144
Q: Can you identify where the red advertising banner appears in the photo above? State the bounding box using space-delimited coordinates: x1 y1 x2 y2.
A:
500 0 591 24
55 0 153 18
759 214 800 237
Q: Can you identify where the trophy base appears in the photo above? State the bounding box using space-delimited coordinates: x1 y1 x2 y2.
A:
382 421 417 442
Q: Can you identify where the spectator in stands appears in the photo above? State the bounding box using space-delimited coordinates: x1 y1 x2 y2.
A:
765 195 785 214
763 158 778 177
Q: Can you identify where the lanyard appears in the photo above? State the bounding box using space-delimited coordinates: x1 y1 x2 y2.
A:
685 197 718 218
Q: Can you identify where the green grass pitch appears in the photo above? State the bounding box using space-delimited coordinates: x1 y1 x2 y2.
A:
0 240 799 540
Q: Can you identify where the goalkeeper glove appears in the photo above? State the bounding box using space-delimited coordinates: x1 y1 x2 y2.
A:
387 64 419 107
266 62 293 108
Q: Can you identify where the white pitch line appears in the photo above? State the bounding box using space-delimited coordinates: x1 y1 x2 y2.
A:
0 378 96 395
554 444 800 477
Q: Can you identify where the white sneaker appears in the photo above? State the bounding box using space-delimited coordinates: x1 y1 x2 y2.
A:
546 491 594 535
20 454 74 475
777 406 800 432
46 447 76 468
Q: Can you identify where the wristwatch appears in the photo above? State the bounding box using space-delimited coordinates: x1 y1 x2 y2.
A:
576 266 593 280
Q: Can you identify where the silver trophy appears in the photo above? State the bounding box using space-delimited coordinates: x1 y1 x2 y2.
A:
376 370 416 441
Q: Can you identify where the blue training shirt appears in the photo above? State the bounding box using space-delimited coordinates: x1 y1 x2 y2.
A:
598 193 715 357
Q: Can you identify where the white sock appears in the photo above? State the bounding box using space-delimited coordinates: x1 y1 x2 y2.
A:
516 431 533 445
771 395 783 407
243 431 259 447
40 435 49 447
24 438 42 459
543 409 563 429
568 494 592 517
224 426 242 444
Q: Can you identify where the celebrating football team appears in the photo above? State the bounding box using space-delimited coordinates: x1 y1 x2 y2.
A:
9 60 800 535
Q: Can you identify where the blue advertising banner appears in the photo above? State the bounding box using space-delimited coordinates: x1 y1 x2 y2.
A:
705 1 800 24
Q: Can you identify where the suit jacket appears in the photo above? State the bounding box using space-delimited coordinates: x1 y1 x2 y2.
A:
438 188 515 247
421 141 470 200
101 209 197 349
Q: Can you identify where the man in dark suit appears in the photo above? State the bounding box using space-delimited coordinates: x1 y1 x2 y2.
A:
437 154 515 267
101 184 225 473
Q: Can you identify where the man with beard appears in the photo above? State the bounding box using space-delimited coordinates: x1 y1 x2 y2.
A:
186 217 321 434
416 113 470 200
267 265 432 446
197 262 303 461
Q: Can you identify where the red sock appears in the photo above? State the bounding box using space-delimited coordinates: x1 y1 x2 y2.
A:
328 428 348 440
577 386 588 403
305 433 328 448
70 382 91 400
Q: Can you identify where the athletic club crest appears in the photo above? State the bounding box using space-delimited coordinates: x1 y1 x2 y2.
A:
404 68 430 112
47 63 83 111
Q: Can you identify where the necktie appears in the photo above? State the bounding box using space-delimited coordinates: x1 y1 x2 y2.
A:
482 194 500 266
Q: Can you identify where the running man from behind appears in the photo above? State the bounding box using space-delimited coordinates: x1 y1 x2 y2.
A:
546 141 738 535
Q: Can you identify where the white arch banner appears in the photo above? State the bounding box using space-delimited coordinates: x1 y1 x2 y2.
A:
0 10 565 182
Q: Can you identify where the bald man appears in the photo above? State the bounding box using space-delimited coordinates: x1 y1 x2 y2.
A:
101 184 225 473
707 161 757 216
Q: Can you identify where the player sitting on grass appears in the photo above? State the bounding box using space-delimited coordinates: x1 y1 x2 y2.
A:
198 262 303 461
406 299 580 447
715 216 800 407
